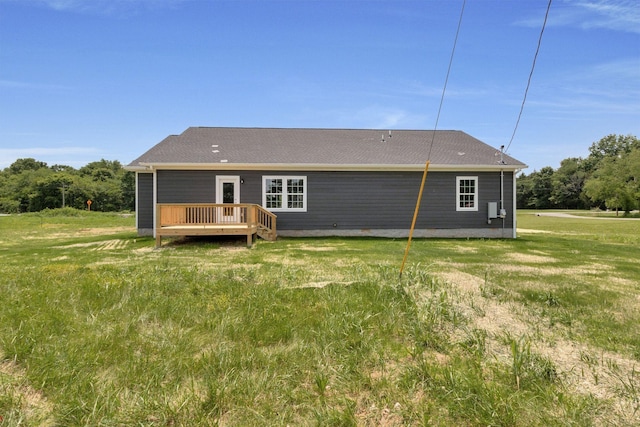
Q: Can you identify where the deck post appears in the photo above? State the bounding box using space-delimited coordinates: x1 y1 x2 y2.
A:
246 205 255 228
155 204 162 248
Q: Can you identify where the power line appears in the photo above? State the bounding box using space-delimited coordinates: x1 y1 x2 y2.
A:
401 0 466 277
505 0 553 153
428 0 466 160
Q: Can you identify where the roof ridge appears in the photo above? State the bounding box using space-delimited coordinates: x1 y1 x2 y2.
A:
188 126 460 132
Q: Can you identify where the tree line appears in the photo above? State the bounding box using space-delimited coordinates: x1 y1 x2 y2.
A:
517 134 640 214
0 158 134 213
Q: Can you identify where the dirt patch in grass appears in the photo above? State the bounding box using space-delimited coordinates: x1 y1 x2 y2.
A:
517 228 553 234
133 247 155 254
495 263 613 277
262 254 308 266
0 355 55 426
297 244 342 251
450 245 478 254
506 252 557 264
437 270 530 339
293 281 356 289
536 341 639 425
356 402 404 427
434 269 640 426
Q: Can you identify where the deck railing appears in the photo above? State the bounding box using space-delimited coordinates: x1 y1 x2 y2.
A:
255 205 277 241
156 203 276 246
159 203 249 226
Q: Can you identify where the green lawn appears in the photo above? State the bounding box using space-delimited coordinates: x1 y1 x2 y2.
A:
0 209 638 426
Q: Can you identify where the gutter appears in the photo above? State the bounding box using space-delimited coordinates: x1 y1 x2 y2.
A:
131 162 527 173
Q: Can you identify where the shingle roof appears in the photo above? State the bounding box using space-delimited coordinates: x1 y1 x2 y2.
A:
127 127 526 171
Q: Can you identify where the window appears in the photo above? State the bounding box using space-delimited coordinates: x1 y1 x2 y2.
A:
456 176 478 211
263 176 307 212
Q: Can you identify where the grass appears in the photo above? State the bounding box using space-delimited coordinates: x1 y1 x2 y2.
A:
0 208 639 425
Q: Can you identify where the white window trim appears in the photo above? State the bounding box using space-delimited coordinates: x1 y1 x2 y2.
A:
456 176 478 212
262 176 307 212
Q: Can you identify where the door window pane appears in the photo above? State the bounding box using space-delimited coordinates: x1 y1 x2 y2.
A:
223 182 235 204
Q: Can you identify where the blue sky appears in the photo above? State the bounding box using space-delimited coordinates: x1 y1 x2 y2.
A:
0 0 638 172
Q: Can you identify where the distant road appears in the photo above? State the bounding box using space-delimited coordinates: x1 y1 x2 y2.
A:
534 212 639 221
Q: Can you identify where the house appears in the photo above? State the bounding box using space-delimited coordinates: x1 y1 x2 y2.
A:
126 127 527 246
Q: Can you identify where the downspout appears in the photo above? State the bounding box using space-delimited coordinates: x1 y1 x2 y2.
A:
499 145 505 238
512 169 518 238
135 172 140 232
501 168 505 238
152 166 157 240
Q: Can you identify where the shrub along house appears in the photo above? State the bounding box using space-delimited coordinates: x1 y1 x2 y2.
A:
126 127 527 246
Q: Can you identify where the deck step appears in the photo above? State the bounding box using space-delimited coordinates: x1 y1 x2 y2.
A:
257 226 277 241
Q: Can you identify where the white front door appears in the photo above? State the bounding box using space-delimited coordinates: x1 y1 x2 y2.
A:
216 176 240 221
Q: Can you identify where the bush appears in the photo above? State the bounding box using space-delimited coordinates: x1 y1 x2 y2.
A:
0 198 19 214
36 207 89 217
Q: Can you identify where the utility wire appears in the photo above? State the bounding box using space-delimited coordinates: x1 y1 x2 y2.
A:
400 0 466 277
505 0 552 153
428 0 466 159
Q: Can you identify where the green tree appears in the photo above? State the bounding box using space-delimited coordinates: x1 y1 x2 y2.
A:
517 167 555 209
626 148 640 210
50 164 76 173
79 159 122 181
516 172 534 209
583 134 640 173
17 168 54 212
29 172 76 210
0 157 134 213
0 171 20 212
120 171 135 211
549 158 588 209
76 159 130 211
7 158 48 175
530 167 555 209
584 147 640 214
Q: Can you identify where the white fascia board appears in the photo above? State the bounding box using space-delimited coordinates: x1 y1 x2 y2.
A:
138 162 525 172
124 165 150 172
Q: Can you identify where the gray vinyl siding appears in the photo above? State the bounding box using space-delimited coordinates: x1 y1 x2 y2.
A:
157 170 216 203
137 173 154 230
282 171 514 231
154 169 515 232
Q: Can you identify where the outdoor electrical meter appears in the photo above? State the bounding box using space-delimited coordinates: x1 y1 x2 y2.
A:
487 202 498 223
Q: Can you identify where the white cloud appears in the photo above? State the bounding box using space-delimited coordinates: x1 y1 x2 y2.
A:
517 0 640 34
0 0 188 16
534 58 640 113
587 58 640 80
573 0 640 32
347 105 429 129
403 81 491 99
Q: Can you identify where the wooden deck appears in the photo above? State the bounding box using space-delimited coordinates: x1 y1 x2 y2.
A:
156 203 276 247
